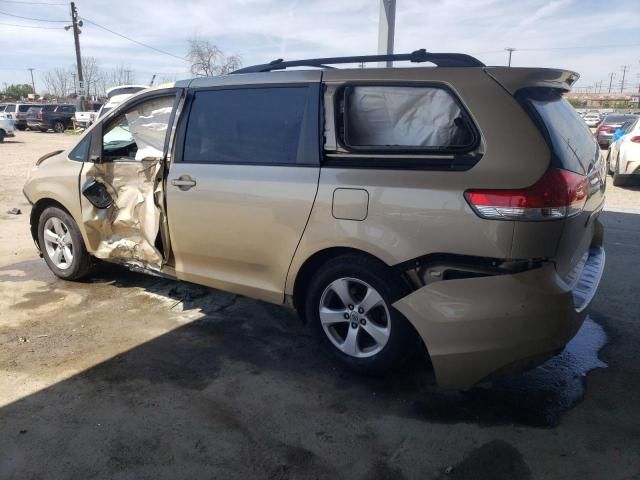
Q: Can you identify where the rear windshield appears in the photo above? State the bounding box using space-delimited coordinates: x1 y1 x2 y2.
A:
604 115 636 124
518 88 598 175
18 105 36 112
43 105 57 112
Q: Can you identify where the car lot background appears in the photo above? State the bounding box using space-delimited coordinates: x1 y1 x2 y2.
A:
0 131 639 479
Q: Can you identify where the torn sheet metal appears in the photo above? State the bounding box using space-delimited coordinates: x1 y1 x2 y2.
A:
346 86 464 148
81 160 163 270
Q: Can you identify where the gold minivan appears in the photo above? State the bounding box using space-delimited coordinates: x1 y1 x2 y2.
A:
23 51 606 388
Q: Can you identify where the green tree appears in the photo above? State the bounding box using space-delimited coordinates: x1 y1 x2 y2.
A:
4 83 34 99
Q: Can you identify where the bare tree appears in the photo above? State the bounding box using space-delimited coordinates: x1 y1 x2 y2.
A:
107 64 135 86
42 67 71 98
187 38 241 77
81 56 101 97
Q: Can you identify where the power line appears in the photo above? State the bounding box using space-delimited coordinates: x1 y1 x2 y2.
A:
81 17 188 63
516 42 640 51
0 20 62 28
0 9 67 21
0 0 66 5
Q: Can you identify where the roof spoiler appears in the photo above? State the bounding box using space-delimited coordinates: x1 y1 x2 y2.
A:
485 67 580 94
231 49 485 74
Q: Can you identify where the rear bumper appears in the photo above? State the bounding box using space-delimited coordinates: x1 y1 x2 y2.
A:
596 132 612 145
393 246 605 389
27 121 46 129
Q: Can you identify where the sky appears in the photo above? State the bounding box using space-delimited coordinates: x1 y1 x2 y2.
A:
0 0 639 93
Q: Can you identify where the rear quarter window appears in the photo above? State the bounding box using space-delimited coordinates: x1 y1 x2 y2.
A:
339 85 476 152
518 88 598 175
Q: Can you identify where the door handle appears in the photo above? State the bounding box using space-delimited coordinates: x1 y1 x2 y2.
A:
171 175 197 191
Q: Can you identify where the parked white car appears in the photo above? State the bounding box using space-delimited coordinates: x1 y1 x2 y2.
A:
0 118 16 143
584 113 601 128
608 117 640 186
97 85 148 118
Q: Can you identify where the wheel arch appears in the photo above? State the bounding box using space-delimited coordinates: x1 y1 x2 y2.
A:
30 198 74 250
290 246 410 321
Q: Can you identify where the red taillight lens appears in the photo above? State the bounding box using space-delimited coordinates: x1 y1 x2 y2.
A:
631 136 640 143
38 111 43 120
465 168 588 221
596 125 611 133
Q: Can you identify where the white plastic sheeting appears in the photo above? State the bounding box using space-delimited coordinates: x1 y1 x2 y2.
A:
125 96 174 161
346 86 464 148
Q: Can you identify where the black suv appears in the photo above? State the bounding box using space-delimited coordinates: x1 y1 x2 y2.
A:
27 104 76 133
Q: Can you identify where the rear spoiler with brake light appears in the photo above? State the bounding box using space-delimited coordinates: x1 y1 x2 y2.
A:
484 67 579 95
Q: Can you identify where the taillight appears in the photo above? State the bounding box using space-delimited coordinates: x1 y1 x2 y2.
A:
465 168 588 221
596 125 611 133
38 111 43 120
631 136 640 143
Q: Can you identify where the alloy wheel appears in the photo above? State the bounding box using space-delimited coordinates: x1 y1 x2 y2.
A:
319 277 391 358
43 217 74 270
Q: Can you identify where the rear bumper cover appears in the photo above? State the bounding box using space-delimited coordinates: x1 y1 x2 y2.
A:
393 246 605 388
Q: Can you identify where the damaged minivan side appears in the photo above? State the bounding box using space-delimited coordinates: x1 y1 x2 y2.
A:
24 51 606 389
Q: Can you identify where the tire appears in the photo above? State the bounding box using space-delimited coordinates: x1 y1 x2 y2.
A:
304 254 419 374
37 207 92 280
15 125 26 131
53 121 65 133
612 154 625 186
39 128 48 133
0 130 5 143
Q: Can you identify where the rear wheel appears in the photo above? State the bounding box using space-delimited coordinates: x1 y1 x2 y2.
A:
53 121 65 133
612 154 625 186
38 207 92 280
304 254 419 374
0 130 5 143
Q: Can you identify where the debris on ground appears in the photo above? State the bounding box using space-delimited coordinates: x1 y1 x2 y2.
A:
18 336 29 343
7 208 21 215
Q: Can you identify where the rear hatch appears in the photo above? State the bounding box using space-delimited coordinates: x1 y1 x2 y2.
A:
485 68 605 281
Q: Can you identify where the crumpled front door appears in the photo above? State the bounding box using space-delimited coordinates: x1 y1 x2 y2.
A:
79 95 175 271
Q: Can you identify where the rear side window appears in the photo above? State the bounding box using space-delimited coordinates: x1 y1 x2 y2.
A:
519 88 598 174
340 85 475 151
5 105 15 113
18 105 35 112
182 86 315 165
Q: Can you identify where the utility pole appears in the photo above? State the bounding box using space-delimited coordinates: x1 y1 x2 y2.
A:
377 0 396 67
71 72 77 96
505 48 516 67
125 69 133 84
620 65 630 93
27 68 36 96
69 2 84 109
607 72 615 93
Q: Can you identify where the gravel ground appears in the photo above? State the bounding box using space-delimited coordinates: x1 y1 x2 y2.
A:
0 131 639 479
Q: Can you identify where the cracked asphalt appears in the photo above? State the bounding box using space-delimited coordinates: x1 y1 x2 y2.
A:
0 131 639 479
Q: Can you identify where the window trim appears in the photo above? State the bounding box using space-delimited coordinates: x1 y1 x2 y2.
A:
173 83 321 167
333 81 481 156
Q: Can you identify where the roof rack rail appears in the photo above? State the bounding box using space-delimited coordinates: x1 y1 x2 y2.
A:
230 49 485 74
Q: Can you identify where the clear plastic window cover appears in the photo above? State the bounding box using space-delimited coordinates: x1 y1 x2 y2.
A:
346 86 465 148
124 96 174 161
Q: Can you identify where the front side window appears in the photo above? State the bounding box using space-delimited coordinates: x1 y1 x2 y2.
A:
183 86 310 165
341 85 475 151
102 96 174 161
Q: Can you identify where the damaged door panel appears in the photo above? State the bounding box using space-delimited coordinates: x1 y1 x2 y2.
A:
79 93 178 271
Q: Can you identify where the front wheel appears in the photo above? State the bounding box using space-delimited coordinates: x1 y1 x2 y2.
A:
38 207 92 280
304 255 419 374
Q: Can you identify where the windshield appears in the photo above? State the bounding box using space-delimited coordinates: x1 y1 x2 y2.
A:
519 88 598 175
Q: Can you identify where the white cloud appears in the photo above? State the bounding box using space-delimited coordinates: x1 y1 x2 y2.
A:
0 0 638 92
